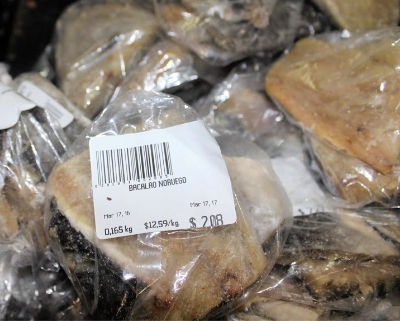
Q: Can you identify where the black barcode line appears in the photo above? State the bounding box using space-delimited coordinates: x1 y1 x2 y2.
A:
95 142 173 186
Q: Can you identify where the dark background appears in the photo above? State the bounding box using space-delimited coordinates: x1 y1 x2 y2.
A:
0 0 75 76
0 0 331 77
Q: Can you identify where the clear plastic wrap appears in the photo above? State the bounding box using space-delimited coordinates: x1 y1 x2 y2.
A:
14 73 92 142
0 97 69 241
265 28 400 207
116 39 198 93
312 0 400 32
0 232 83 320
55 0 160 119
0 88 81 319
228 208 400 320
196 62 296 149
195 61 338 216
114 39 214 105
155 0 303 66
45 90 292 320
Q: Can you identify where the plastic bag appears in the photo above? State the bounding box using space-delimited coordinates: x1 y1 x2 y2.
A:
0 232 83 320
45 90 292 320
196 62 295 148
0 87 69 241
155 0 303 66
195 60 338 216
228 208 400 320
14 73 91 142
312 0 399 32
55 0 160 119
265 28 400 207
114 39 214 105
116 39 198 93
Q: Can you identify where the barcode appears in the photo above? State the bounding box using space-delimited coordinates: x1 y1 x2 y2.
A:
95 142 173 186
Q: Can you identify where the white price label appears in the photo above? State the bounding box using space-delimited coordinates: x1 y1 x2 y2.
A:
0 83 36 130
271 156 335 216
18 81 74 128
89 120 237 239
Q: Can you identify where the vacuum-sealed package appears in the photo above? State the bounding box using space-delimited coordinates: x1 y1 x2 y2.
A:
115 39 213 105
45 90 292 320
228 208 400 321
312 0 400 32
14 72 91 142
0 84 69 241
0 232 83 320
155 0 303 66
55 0 160 119
265 28 400 207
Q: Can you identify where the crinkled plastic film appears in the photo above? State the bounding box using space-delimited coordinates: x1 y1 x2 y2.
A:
0 232 83 320
45 90 292 320
155 0 303 66
55 0 160 119
113 38 216 106
0 89 81 319
117 39 198 93
195 61 341 216
228 209 400 321
265 28 400 207
0 106 69 242
14 73 92 142
196 62 296 151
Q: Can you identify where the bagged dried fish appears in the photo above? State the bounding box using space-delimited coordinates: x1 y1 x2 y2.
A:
309 136 399 206
14 72 91 142
197 62 288 145
228 209 400 320
156 0 303 65
266 28 400 206
45 90 291 320
196 60 338 216
312 0 400 31
55 0 160 118
0 84 69 241
115 39 213 105
117 39 198 93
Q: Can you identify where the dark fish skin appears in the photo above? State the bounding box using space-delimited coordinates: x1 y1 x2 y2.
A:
48 199 137 320
278 249 400 304
229 211 400 321
273 212 400 309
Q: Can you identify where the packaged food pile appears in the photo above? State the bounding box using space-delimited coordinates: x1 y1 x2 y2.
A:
0 0 399 320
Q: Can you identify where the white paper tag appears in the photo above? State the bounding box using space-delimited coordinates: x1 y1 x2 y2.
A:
0 83 36 130
89 120 237 239
18 81 74 128
271 156 335 216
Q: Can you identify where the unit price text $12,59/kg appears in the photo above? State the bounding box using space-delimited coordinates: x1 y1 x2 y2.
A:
144 219 179 230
